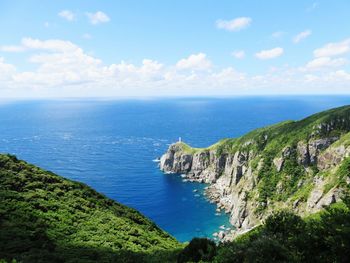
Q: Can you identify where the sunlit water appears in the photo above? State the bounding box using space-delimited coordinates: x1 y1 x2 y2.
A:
0 96 349 242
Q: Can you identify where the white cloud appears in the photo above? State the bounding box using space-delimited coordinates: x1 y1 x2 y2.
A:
176 53 212 70
86 11 110 25
58 10 75 21
216 17 252 32
313 38 350 57
255 47 284 60
305 56 347 70
1 37 350 98
231 50 245 59
330 70 350 80
293 30 312 43
0 57 16 80
0 45 25 52
21 38 79 52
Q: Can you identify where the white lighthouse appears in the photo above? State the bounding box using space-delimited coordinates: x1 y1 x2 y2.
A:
178 137 182 142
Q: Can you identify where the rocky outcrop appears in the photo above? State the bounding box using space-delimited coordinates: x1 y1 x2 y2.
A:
296 137 339 166
317 144 350 170
160 143 193 173
160 134 350 239
159 106 350 239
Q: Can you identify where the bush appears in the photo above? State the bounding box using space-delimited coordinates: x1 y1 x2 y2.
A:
177 238 216 263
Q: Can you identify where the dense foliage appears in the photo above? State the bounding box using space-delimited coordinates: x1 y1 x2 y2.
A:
177 238 216 263
0 154 181 263
179 200 350 262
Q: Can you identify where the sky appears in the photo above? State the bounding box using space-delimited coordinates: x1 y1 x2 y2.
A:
0 0 349 98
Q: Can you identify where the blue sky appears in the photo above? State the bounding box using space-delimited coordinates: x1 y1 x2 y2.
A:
0 0 349 97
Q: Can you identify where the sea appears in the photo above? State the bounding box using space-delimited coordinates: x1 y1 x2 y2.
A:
0 96 349 242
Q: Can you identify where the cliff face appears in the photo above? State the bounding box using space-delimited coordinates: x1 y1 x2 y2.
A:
160 106 350 238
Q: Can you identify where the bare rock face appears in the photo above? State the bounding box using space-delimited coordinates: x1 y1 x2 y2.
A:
307 177 324 209
308 137 338 165
160 143 193 173
273 157 284 172
192 151 210 173
297 141 310 166
317 145 350 170
306 175 344 212
296 137 338 167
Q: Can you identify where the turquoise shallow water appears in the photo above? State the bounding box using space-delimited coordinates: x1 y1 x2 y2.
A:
0 96 349 242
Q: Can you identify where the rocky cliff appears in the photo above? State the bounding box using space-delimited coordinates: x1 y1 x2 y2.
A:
160 105 350 239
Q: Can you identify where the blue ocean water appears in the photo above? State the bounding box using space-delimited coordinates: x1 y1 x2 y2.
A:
0 96 349 242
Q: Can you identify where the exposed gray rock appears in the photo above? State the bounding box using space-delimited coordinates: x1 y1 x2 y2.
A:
308 137 338 165
317 145 350 170
297 141 309 166
218 231 225 239
273 157 284 172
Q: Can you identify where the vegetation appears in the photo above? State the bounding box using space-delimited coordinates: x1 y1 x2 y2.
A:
177 238 216 263
180 199 350 262
1 155 349 263
0 154 182 263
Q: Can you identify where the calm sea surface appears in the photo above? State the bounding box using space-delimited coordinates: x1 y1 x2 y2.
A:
0 96 349 241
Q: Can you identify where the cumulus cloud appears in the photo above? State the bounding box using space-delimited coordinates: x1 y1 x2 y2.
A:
231 50 245 59
216 17 252 32
293 30 312 43
313 38 350 57
86 11 110 25
22 38 80 52
58 10 75 21
330 70 350 80
176 53 212 70
255 47 284 60
305 57 347 70
0 37 350 97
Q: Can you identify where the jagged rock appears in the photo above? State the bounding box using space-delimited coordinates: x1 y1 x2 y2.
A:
308 137 338 165
273 157 284 172
317 145 350 170
282 146 292 158
218 231 225 239
316 188 341 209
273 147 292 171
297 141 309 166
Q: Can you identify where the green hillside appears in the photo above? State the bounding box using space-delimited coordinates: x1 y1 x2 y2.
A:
212 105 350 155
0 154 181 263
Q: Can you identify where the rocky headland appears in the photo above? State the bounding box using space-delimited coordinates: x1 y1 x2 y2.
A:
160 105 350 240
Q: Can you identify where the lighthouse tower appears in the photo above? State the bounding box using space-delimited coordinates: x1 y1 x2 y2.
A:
178 137 182 143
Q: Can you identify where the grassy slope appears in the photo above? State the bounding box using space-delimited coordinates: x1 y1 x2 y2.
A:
0 154 182 263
